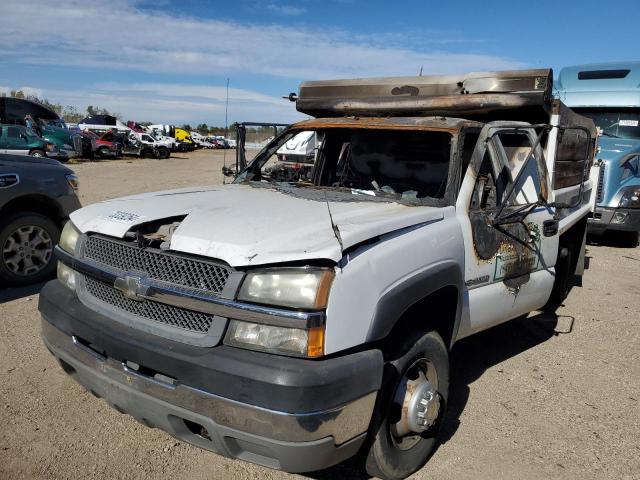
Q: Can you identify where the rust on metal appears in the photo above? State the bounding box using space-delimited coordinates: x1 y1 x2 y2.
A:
290 116 482 134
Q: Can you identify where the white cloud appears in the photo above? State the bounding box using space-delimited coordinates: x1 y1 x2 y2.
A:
37 83 306 125
1 0 526 124
17 86 44 98
264 2 306 16
1 0 524 79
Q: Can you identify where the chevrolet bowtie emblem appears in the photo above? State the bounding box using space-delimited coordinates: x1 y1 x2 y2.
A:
114 274 150 301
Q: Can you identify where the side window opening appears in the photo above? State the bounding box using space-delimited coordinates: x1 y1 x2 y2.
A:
7 127 21 138
495 132 541 206
470 151 498 211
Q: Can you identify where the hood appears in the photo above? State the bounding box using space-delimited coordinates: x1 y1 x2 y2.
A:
0 152 62 167
70 184 444 267
597 137 640 205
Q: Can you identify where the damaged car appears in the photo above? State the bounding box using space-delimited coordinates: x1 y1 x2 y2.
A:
40 69 597 479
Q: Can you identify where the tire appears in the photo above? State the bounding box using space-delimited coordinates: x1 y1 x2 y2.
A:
97 147 110 159
363 330 449 480
620 231 639 248
29 149 45 157
157 147 170 159
0 213 60 286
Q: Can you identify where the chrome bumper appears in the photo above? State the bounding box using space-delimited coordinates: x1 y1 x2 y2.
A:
41 319 375 445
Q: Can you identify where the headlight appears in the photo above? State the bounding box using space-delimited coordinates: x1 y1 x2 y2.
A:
237 268 334 309
224 320 325 357
59 221 80 254
57 261 77 291
618 186 640 208
65 173 79 190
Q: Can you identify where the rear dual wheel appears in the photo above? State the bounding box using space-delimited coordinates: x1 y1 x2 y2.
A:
363 330 449 480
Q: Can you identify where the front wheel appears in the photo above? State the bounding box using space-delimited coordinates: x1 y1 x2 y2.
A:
363 330 449 480
0 213 60 286
29 149 45 157
97 147 110 159
157 147 170 159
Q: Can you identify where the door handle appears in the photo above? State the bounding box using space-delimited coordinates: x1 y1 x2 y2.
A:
543 219 558 237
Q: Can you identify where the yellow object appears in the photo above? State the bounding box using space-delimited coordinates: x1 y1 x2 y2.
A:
174 128 193 143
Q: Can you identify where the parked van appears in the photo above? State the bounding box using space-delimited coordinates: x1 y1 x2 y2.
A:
556 62 640 245
0 125 56 157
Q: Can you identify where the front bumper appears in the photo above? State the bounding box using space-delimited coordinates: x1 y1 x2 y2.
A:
39 281 381 472
588 206 640 233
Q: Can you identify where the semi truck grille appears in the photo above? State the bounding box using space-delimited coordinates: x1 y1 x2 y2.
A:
83 235 230 296
84 276 214 333
596 163 606 203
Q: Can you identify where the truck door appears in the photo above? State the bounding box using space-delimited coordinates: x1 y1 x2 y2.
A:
0 127 6 153
5 126 30 155
456 122 559 337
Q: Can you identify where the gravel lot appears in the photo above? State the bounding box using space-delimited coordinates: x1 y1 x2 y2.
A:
1 149 639 480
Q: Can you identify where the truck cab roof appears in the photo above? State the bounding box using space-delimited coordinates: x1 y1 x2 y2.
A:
555 62 640 107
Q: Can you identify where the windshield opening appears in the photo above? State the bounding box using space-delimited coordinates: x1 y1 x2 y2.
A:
573 108 640 140
237 127 454 204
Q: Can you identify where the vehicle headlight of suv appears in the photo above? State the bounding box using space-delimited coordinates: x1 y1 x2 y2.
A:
618 186 640 208
225 268 335 357
57 221 81 291
65 174 79 190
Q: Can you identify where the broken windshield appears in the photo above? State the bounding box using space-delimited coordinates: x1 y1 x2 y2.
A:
236 127 454 205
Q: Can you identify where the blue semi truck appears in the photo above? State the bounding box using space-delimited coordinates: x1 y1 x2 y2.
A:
556 62 640 246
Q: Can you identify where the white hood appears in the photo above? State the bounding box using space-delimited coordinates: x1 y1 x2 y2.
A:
70 184 444 267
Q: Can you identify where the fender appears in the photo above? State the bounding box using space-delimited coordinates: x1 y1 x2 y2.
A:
366 259 464 349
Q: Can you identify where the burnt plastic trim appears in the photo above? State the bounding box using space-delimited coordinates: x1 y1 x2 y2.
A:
366 260 463 348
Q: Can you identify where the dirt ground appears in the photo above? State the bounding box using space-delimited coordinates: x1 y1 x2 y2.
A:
1 149 639 480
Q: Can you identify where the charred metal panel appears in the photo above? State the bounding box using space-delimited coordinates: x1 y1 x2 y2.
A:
292 116 482 133
551 101 598 189
297 69 552 118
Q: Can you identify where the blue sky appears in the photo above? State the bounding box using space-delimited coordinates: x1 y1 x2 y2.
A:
1 0 639 125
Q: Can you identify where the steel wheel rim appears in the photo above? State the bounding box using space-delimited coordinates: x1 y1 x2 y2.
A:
2 225 53 276
389 357 440 451
31 151 43 157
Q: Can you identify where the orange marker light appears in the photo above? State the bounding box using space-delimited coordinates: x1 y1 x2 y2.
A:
307 326 325 358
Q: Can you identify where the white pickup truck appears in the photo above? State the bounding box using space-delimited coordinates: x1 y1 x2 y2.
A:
40 69 596 480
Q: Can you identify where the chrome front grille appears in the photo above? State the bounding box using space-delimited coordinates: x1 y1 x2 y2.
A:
84 276 214 333
83 235 230 296
78 235 233 341
596 163 606 203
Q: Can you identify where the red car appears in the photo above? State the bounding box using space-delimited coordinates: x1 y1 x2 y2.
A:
82 130 122 158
